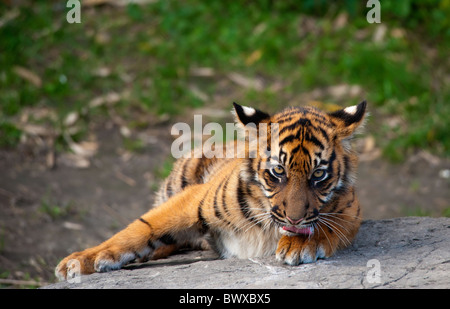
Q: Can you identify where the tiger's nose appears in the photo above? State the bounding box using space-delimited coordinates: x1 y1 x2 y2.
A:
286 216 303 225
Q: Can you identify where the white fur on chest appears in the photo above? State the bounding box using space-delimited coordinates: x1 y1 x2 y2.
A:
218 227 280 259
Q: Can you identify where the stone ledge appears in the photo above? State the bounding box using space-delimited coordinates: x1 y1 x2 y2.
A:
44 217 450 289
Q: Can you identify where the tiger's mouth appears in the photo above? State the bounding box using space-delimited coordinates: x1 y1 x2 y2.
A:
271 213 316 236
281 225 314 236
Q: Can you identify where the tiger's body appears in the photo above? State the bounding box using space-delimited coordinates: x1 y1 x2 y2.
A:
56 101 367 280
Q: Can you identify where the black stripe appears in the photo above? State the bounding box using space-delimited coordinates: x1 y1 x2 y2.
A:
215 177 237 229
159 234 176 245
346 190 356 208
165 179 173 199
341 155 352 187
180 160 190 189
305 213 318 222
321 180 335 192
271 205 282 215
291 144 301 157
301 146 312 171
318 196 327 204
139 217 152 229
261 181 275 193
197 200 209 234
275 116 294 124
279 134 296 146
222 176 231 216
265 190 280 199
327 199 340 214
237 178 256 222
279 121 300 136
246 158 257 184
197 187 211 234
214 181 224 220
334 163 341 185
271 205 284 221
193 159 205 183
305 131 324 150
316 126 329 143
147 240 155 250
328 150 337 168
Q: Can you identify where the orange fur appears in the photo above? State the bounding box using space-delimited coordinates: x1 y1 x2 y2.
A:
56 101 367 280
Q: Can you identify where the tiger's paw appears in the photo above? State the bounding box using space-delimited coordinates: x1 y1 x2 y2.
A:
275 235 332 266
55 246 137 281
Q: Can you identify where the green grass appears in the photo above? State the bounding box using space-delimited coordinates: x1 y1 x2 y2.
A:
442 207 450 218
154 157 176 180
402 205 432 217
39 192 74 220
0 0 449 160
0 121 22 148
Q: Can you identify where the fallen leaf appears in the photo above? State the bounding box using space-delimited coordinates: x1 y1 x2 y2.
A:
88 92 121 108
333 12 348 30
228 72 264 91
391 28 406 39
120 126 131 138
189 67 215 77
373 24 387 44
327 84 363 98
57 153 90 168
13 66 42 87
0 8 20 28
63 222 83 230
115 170 136 186
245 49 263 66
64 133 98 157
19 124 54 136
92 67 111 77
189 85 209 102
63 111 79 127
363 135 376 153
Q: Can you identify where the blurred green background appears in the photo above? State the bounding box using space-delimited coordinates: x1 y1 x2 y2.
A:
1 0 449 161
0 0 449 288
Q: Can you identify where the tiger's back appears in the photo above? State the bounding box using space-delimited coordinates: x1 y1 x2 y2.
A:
55 101 367 280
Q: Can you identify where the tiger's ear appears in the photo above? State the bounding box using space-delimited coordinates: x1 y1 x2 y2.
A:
329 101 367 138
232 102 271 127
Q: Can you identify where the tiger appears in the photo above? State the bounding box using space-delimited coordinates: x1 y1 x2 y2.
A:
55 101 367 280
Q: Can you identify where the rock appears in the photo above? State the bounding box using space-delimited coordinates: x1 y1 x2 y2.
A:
44 217 450 289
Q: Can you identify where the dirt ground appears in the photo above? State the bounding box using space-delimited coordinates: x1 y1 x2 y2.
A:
0 111 449 287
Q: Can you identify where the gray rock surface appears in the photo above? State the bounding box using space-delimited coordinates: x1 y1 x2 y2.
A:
45 217 450 289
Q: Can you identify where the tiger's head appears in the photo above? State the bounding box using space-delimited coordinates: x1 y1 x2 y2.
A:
233 101 367 236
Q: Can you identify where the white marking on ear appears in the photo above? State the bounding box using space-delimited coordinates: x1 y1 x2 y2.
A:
344 105 358 115
242 106 256 117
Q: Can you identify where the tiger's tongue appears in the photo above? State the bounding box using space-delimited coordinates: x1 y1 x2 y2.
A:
282 226 313 235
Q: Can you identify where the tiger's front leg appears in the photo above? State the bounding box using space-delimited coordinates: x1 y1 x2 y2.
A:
276 194 362 265
275 218 360 265
55 183 207 281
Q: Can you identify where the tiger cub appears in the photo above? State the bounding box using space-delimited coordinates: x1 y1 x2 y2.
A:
56 101 367 280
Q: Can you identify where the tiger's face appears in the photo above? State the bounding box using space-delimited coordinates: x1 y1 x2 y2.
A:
233 102 367 236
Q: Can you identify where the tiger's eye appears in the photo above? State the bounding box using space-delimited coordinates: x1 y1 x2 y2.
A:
311 169 327 182
271 165 285 177
313 170 324 178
